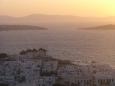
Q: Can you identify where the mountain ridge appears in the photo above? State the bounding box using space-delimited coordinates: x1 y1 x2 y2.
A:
0 14 115 29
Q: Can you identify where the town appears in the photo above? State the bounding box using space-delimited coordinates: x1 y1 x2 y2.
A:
0 48 115 86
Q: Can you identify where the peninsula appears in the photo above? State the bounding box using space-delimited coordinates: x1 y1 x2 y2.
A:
82 24 115 30
0 25 47 31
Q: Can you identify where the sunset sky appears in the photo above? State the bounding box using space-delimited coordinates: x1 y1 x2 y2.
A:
0 0 115 17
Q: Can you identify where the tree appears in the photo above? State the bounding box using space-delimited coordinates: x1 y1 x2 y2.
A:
0 53 8 58
19 50 26 55
53 83 66 86
0 83 9 86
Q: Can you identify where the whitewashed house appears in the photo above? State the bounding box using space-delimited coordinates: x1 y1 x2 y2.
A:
36 76 56 86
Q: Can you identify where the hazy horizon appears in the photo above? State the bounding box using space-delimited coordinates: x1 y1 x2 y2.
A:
0 0 115 17
0 13 115 18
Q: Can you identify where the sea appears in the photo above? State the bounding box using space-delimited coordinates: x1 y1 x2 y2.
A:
0 28 115 67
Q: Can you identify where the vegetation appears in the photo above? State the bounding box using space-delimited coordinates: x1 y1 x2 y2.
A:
0 53 9 61
0 53 8 58
58 59 73 66
19 48 38 55
53 83 66 86
40 71 57 76
0 83 9 86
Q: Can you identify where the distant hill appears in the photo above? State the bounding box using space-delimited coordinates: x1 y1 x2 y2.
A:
81 24 115 30
0 25 47 31
0 14 115 29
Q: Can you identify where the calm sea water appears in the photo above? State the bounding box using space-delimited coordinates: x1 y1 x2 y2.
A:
0 29 115 66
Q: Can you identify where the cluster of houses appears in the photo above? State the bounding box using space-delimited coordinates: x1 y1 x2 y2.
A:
0 48 115 86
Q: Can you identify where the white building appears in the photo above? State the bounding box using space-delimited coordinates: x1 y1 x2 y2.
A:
0 49 115 86
36 76 56 86
20 60 42 83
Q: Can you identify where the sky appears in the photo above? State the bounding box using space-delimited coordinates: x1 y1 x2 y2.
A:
0 0 115 17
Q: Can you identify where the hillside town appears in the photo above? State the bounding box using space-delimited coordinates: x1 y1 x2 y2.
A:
0 48 115 86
